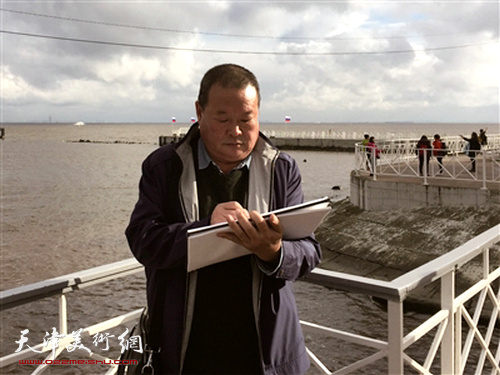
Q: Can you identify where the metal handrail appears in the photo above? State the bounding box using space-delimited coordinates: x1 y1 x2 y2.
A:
355 134 500 186
2 224 495 309
391 224 499 296
0 259 144 374
1 224 499 374
0 258 143 311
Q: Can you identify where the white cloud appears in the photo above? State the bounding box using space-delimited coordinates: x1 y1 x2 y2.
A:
1 2 498 123
1 66 31 101
96 54 161 84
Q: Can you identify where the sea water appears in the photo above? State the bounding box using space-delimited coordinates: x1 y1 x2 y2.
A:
0 122 493 374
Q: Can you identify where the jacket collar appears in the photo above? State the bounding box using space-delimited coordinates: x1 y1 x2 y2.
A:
175 123 280 222
197 137 252 173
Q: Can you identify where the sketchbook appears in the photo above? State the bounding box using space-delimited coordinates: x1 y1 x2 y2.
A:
187 196 330 272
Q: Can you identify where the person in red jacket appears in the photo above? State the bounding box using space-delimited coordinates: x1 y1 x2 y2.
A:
432 134 446 174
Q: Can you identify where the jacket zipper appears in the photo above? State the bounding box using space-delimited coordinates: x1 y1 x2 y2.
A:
177 156 191 375
255 149 279 375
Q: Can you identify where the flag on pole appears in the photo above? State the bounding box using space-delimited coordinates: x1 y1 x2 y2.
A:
172 117 176 123
191 117 196 123
285 116 291 123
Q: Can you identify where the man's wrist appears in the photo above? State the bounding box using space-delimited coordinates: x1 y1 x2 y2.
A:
257 246 283 275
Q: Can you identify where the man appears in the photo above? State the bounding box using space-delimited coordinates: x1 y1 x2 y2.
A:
126 64 321 374
362 133 370 169
479 128 488 146
460 132 481 172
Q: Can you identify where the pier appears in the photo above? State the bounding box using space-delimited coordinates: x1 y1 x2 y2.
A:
159 134 358 151
351 134 500 210
159 129 364 151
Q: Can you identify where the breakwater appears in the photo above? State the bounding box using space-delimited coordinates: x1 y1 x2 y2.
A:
315 198 500 311
158 134 357 151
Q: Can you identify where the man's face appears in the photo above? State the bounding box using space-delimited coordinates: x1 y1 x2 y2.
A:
196 83 260 174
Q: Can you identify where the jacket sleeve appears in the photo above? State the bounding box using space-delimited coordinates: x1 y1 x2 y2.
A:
272 154 322 281
125 152 210 270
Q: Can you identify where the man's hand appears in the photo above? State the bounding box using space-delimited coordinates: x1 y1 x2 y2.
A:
210 201 250 225
217 209 283 264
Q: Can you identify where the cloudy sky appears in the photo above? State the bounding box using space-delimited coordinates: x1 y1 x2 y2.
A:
1 1 498 123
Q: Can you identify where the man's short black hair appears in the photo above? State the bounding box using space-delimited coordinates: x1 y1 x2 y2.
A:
198 64 261 109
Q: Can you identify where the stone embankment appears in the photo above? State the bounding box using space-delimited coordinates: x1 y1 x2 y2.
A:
315 198 500 312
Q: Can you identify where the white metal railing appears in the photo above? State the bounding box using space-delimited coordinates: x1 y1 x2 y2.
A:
301 224 500 374
1 224 499 374
264 131 500 142
264 130 393 140
355 134 500 187
0 259 144 375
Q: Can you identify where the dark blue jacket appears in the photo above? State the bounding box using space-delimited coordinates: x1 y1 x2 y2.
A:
126 124 321 374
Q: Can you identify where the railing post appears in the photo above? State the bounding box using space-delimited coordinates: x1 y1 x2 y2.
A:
371 147 377 181
452 151 456 177
483 247 489 279
441 269 455 374
59 294 68 335
423 150 428 185
355 144 360 176
481 149 487 190
387 300 404 374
